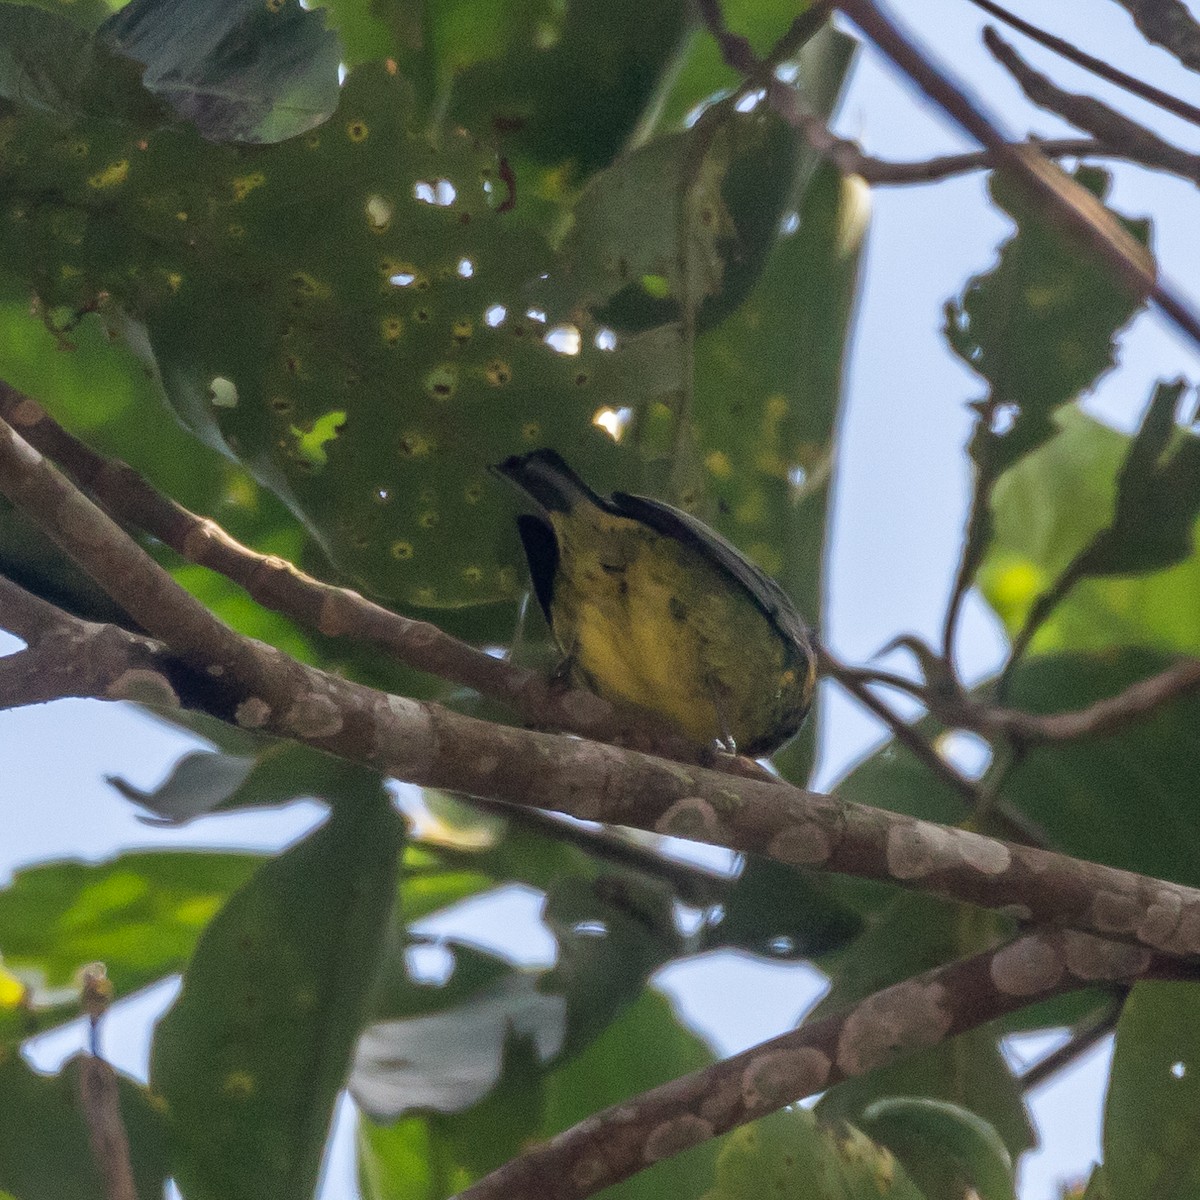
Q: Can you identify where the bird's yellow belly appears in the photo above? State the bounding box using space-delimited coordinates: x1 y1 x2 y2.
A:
551 533 795 749
571 594 718 744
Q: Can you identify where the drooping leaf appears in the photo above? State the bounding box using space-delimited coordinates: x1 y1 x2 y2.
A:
352 969 564 1121
1104 981 1200 1200
151 778 402 1200
1076 380 1200 578
107 740 362 824
100 0 341 143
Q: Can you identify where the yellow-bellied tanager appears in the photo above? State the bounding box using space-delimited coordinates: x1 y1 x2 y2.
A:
494 449 816 757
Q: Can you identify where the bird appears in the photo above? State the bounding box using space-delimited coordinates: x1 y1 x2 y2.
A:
493 448 816 757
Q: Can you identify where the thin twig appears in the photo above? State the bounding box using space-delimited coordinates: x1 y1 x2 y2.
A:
986 28 1200 186
1018 994 1124 1093
835 0 1200 351
967 0 1200 128
75 1055 138 1200
455 930 1190 1200
817 644 979 805
817 643 1049 846
963 656 1200 744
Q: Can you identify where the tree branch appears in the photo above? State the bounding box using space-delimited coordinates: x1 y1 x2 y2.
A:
967 0 1200 128
8 413 1200 966
0 381 701 762
834 0 1200 350
1018 994 1124 1094
985 28 1200 186
456 930 1190 1200
0 575 179 711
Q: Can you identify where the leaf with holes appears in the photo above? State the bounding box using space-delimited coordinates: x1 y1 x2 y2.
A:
0 64 671 605
944 166 1149 598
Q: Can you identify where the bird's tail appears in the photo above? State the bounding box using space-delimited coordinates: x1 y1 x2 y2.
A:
492 449 606 514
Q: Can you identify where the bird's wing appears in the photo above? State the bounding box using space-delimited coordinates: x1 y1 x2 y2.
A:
610 492 811 644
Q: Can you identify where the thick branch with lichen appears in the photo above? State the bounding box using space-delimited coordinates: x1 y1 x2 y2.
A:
455 929 1190 1200
4 412 1200 966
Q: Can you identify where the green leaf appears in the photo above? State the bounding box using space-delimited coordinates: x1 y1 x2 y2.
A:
656 6 846 132
1000 650 1200 888
981 409 1200 656
858 1096 1016 1200
0 5 164 124
1104 981 1200 1200
947 166 1149 478
813 893 1034 1159
0 850 263 1039
358 989 717 1200
1076 380 1200 577
541 871 681 1056
0 1054 168 1200
445 0 693 178
1082 1163 1110 1199
695 160 866 784
708 856 862 960
100 0 341 143
703 1107 927 1200
151 779 402 1200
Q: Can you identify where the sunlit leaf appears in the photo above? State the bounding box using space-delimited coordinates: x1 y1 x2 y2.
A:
981 400 1200 658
